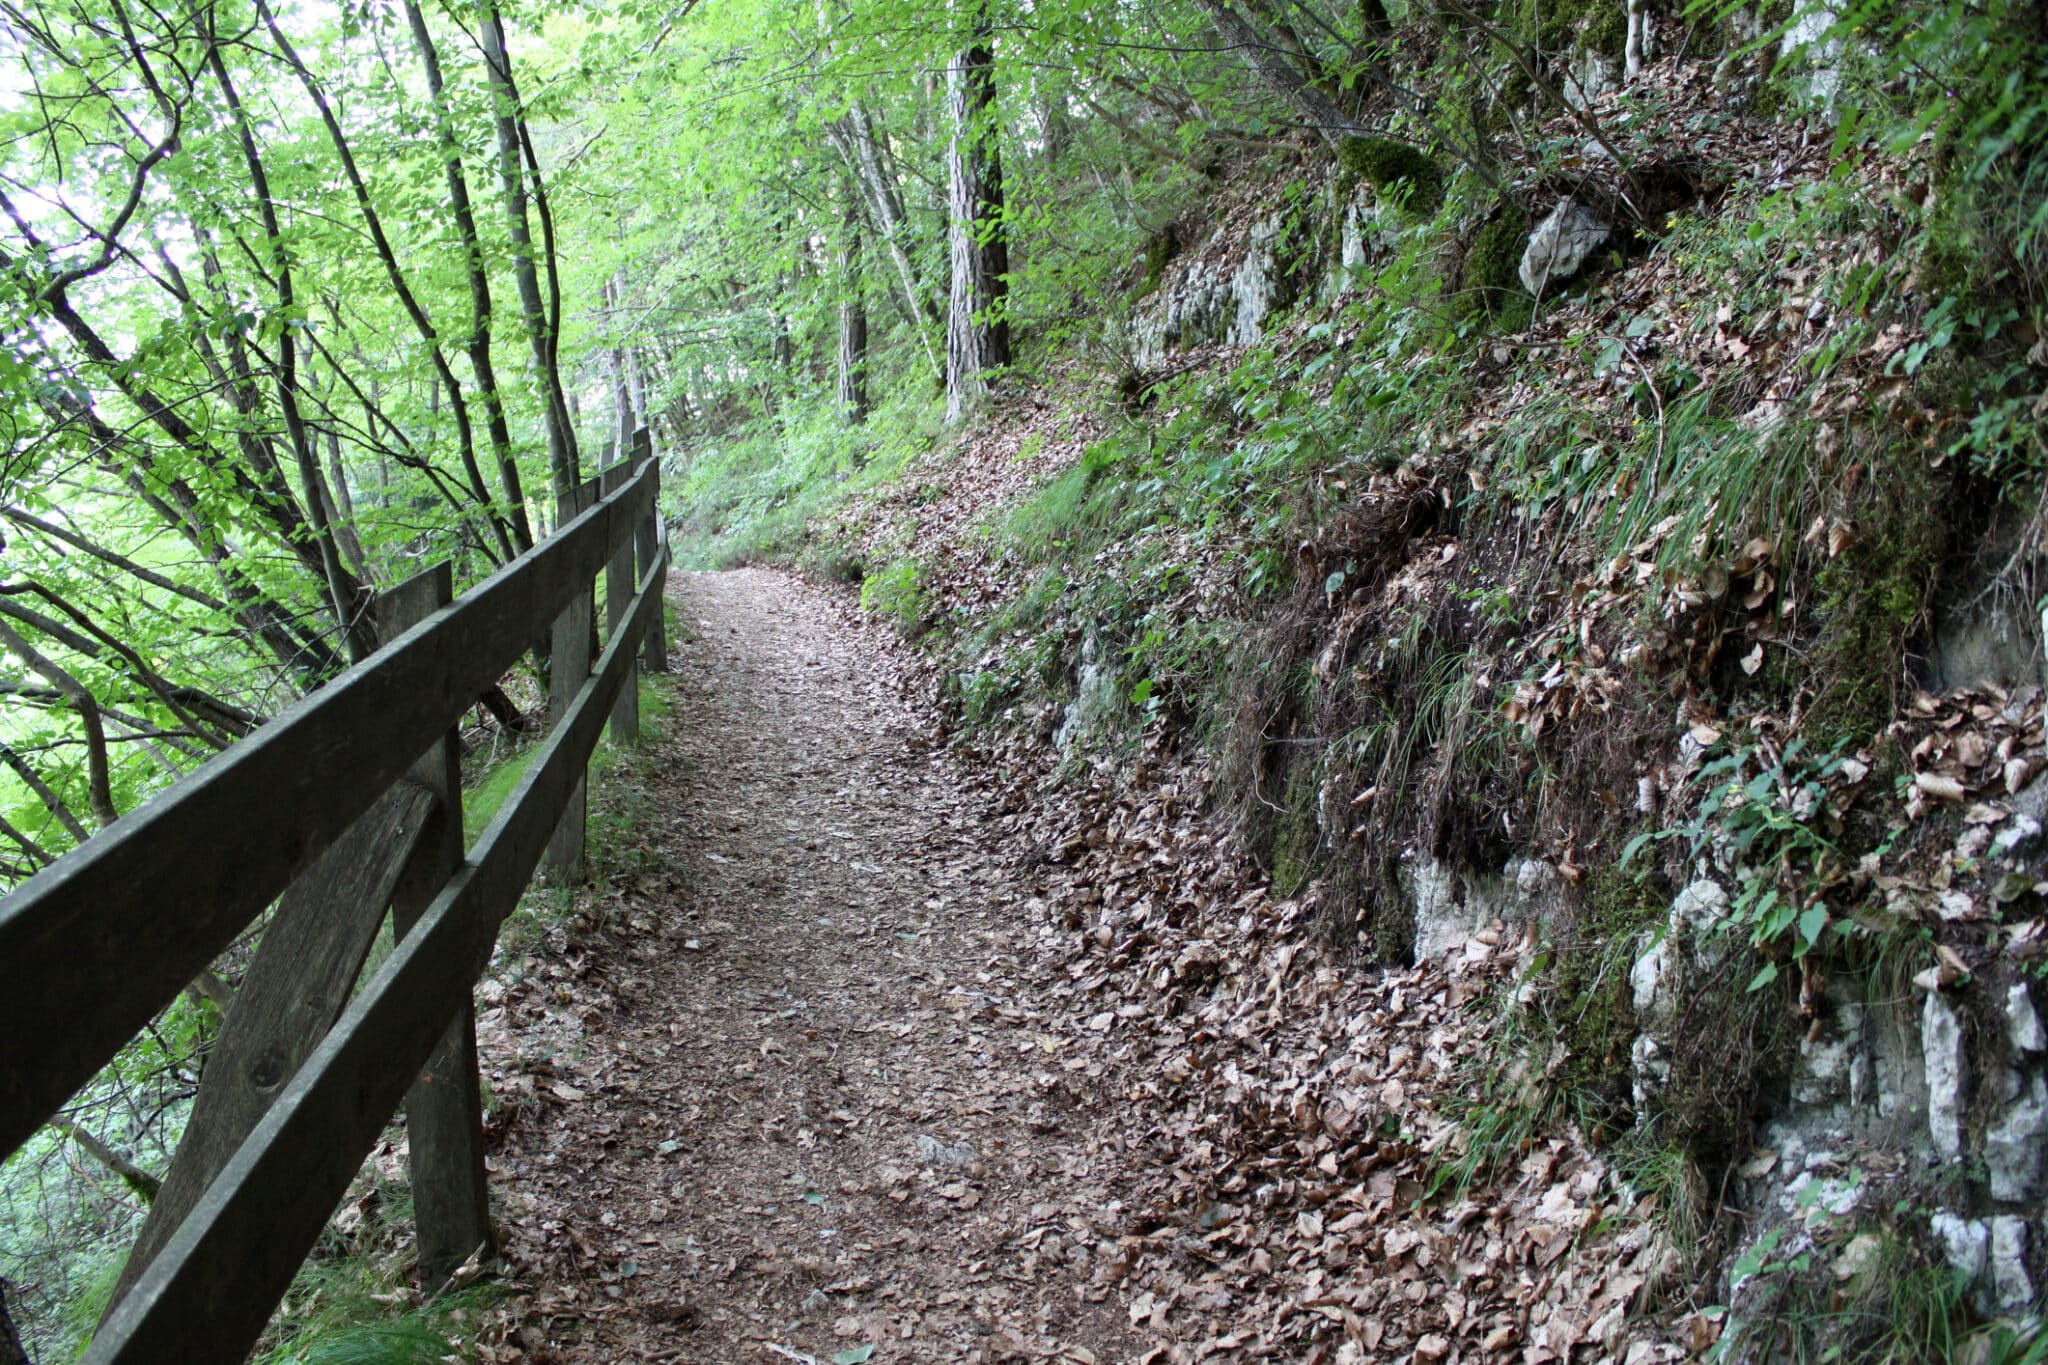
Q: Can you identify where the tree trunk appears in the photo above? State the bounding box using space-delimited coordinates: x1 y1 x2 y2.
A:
837 179 870 424
1193 0 1367 147
944 10 1011 423
478 0 580 502
626 345 648 432
405 0 536 554
0 1276 30 1365
828 103 943 376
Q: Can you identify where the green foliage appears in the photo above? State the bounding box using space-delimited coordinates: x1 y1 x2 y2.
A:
294 1321 455 1365
1336 137 1445 213
1453 206 1532 330
860 559 928 635
1626 739 1849 988
670 390 946 570
1712 1218 1976 1364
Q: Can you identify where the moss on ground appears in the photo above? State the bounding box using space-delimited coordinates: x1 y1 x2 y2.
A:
1337 137 1444 214
1137 222 1180 297
1454 205 1533 330
1269 751 1323 898
1803 452 1948 747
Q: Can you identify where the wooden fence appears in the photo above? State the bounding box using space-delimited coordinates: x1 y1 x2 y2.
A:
0 432 669 1363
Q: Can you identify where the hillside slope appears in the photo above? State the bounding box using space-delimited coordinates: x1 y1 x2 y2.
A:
665 11 2048 1362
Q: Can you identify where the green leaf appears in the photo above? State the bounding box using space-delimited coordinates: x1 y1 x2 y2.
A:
1746 962 1781 992
1797 905 1828 949
1621 830 1656 866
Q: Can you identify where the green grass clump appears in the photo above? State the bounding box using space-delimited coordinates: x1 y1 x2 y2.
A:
859 557 926 635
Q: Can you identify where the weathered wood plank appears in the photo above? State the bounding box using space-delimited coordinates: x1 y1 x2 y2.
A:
85 547 667 1365
380 565 491 1292
603 459 639 746
0 463 653 1161
546 480 598 885
103 781 433 1313
634 429 668 674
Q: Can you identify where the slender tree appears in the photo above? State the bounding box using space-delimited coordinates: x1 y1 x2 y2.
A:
479 0 581 501
944 8 1011 422
404 0 536 552
837 178 870 424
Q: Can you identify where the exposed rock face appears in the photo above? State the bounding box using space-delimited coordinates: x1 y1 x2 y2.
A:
1132 207 1321 367
1518 198 1610 296
1923 990 1967 1159
1626 878 1730 1106
1992 1216 2035 1308
1985 1074 2048 1201
1055 633 1120 751
1780 0 1844 103
2010 983 2046 1052
1564 49 1619 108
1405 855 1569 961
1932 1212 1990 1283
1928 592 2043 693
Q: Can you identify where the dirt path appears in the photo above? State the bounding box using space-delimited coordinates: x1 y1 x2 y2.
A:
484 569 1142 1364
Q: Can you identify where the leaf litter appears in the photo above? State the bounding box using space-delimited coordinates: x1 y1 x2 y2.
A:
459 567 1697 1363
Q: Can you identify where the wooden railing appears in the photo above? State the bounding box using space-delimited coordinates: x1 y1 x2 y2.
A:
0 433 669 1364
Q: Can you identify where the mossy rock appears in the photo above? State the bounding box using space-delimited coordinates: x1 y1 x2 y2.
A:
1136 222 1180 298
1269 753 1323 898
1452 205 1533 331
1580 0 1627 59
1336 136 1444 214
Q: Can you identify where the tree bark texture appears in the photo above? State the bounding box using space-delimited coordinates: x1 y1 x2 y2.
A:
479 0 580 502
0 1278 29 1365
1193 0 1366 147
944 13 1010 423
837 181 870 424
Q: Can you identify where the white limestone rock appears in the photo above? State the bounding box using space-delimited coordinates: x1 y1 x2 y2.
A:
1518 198 1610 296
1780 0 1844 104
1993 1216 2034 1308
2010 983 2047 1053
1793 1004 1865 1110
1227 215 1283 347
1986 1074 2048 1202
1631 1033 1669 1110
1931 1212 1990 1283
1563 49 1618 108
1630 932 1673 1027
1055 634 1119 752
1923 990 1967 1159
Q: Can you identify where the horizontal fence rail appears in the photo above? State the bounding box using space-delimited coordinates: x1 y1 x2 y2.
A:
0 431 669 1363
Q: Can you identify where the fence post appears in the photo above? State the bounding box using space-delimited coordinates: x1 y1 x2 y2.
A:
379 565 492 1291
633 427 668 674
547 479 599 883
602 457 639 746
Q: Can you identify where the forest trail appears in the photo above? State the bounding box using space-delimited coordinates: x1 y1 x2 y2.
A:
484 569 1142 1364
